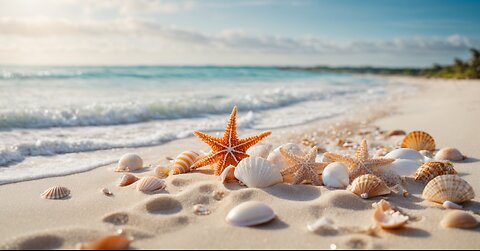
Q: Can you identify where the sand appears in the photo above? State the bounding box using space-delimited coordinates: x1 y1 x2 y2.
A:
0 77 479 249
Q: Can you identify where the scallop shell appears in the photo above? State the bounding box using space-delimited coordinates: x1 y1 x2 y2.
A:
136 176 166 193
440 211 478 229
267 143 303 171
115 153 144 172
78 234 130 250
414 161 457 183
220 165 236 183
41 186 70 200
118 173 139 187
226 201 275 227
234 157 283 188
322 162 349 188
172 151 199 175
348 174 390 199
400 131 436 151
384 148 424 162
373 204 408 229
435 147 466 161
154 166 170 178
422 175 475 204
246 143 273 159
380 159 421 177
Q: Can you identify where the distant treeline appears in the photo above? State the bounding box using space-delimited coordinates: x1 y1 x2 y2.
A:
280 48 480 79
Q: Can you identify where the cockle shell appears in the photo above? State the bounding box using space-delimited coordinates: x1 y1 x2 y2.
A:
348 174 390 199
373 204 408 229
414 161 457 183
422 175 475 204
267 143 303 171
136 176 166 193
384 148 424 162
172 151 199 175
226 201 275 227
234 157 283 188
440 211 478 229
118 173 139 187
400 131 436 151
322 162 349 188
220 165 236 183
116 153 144 172
435 147 466 161
246 143 273 159
380 159 421 177
41 186 70 200
78 234 130 250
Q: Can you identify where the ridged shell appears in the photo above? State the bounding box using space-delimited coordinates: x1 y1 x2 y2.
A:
154 166 170 178
41 186 70 200
381 159 421 177
414 161 457 183
78 234 130 250
172 151 199 175
422 175 475 204
440 211 478 229
234 157 283 188
400 131 436 151
136 176 166 193
348 174 390 199
115 153 143 172
118 173 139 187
373 205 408 229
246 143 273 159
435 147 466 161
384 148 424 161
322 162 349 188
226 201 275 227
267 143 303 171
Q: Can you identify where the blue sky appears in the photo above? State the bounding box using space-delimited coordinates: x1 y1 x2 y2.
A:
0 0 479 66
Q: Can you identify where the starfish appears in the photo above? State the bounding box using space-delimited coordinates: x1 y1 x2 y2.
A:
280 146 328 186
323 139 395 182
192 106 271 175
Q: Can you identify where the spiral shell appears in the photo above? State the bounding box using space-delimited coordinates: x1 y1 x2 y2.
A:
348 174 390 199
136 176 166 193
172 151 199 175
422 175 475 204
435 147 466 161
401 131 436 151
234 157 283 188
115 153 143 172
118 173 139 187
414 161 457 183
41 186 70 200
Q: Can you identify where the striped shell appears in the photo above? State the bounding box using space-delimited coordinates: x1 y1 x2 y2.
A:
172 151 199 175
414 161 457 183
41 186 70 200
118 173 139 187
422 175 475 204
348 174 390 199
400 131 436 151
136 176 166 193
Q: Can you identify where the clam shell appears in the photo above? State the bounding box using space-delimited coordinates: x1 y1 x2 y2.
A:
267 143 303 171
41 186 70 200
220 165 236 183
116 153 143 172
136 176 166 193
400 131 436 151
380 159 421 177
435 147 466 161
414 161 457 183
440 211 478 229
322 162 349 188
78 234 130 250
348 174 390 199
384 148 424 162
373 205 408 229
172 151 199 175
246 143 273 159
226 201 275 227
422 175 475 204
118 173 139 187
234 157 283 188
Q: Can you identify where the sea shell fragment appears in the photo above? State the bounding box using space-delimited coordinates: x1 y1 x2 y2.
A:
435 147 466 161
440 211 478 229
116 153 143 172
118 173 139 187
400 131 436 151
422 175 475 204
226 201 275 227
234 157 283 188
78 234 130 250
348 174 390 199
172 151 199 175
136 176 166 193
414 161 457 183
373 204 408 229
41 186 70 200
322 162 349 188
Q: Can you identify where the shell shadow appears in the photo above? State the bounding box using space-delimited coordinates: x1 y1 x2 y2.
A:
464 200 480 212
460 157 480 164
17 235 64 250
383 226 430 238
251 217 289 231
263 184 321 201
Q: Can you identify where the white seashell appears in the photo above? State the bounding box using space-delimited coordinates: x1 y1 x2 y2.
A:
246 143 273 159
267 143 303 171
234 157 283 188
136 176 166 193
443 201 463 210
384 148 424 161
220 165 236 183
380 159 422 177
226 201 275 227
322 162 349 188
435 147 466 161
41 186 70 200
307 217 338 235
116 153 143 172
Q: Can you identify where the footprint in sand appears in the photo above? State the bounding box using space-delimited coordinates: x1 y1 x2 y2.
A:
102 212 130 225
198 184 215 194
170 178 191 187
145 196 183 215
15 235 64 250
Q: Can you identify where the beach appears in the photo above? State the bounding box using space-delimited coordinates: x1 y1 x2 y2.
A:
0 76 479 249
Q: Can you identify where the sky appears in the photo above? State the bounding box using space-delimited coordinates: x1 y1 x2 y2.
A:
0 0 479 67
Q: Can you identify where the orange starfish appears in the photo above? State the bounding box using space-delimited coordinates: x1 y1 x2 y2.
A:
192 106 271 175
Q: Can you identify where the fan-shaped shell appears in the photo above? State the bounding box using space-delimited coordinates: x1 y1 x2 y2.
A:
172 151 199 175
226 201 275 227
322 162 349 188
136 176 166 193
267 143 303 171
234 157 283 188
41 186 70 200
384 148 424 161
440 211 478 229
435 147 466 161
422 175 475 204
414 161 457 183
115 153 143 172
246 143 273 159
400 131 436 151
348 174 390 199
118 173 139 187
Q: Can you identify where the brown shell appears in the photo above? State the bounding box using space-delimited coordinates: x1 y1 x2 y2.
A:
414 161 457 183
41 186 70 200
79 234 130 250
401 131 436 151
435 147 466 161
440 211 478 229
118 173 139 187
348 174 390 199
422 175 475 204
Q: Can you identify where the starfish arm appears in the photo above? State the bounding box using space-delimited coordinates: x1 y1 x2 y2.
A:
214 154 228 175
194 131 227 148
281 164 300 176
236 131 272 151
309 169 323 186
305 146 319 162
192 152 221 169
355 139 369 161
313 162 328 174
292 169 306 185
223 106 238 141
323 152 356 168
363 158 395 171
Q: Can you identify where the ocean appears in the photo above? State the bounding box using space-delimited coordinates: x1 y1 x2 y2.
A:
0 66 409 184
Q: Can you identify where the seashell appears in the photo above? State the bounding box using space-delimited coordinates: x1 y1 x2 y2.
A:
136 176 166 193
414 161 457 183
322 162 349 188
435 147 466 161
373 204 408 229
226 201 275 227
78 234 130 250
102 188 113 196
154 166 170 178
422 175 475 204
116 153 144 172
348 174 390 199
443 200 463 210
400 131 436 151
246 143 273 159
386 129 406 137
384 148 424 162
41 186 70 200
172 151 199 175
380 159 421 177
440 211 478 229
118 173 139 187
267 143 303 171
372 199 393 211
193 204 211 216
220 165 236 183
419 150 434 158
307 217 338 235
234 157 283 188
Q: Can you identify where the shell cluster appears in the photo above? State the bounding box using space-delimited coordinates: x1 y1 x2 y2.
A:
172 151 199 175
414 161 457 183
41 186 70 200
234 157 283 188
116 153 144 172
401 131 436 151
422 175 475 204
348 174 390 199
